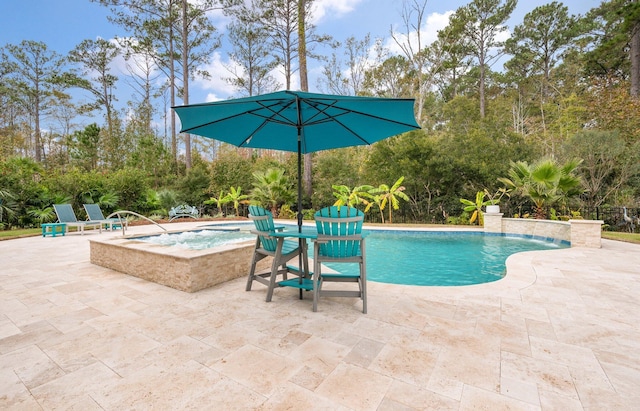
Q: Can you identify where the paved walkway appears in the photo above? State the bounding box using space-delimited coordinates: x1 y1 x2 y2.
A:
1 222 639 410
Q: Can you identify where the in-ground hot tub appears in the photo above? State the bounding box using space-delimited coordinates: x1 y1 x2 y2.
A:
89 228 270 292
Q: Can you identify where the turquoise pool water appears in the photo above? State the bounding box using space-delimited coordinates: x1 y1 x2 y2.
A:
324 231 568 286
136 226 568 286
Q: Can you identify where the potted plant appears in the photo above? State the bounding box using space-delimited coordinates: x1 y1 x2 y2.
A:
483 187 510 213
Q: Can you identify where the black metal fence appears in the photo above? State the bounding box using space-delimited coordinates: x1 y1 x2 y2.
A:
581 206 640 232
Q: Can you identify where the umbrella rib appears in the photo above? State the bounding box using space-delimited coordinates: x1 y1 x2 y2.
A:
179 100 296 135
300 100 419 144
303 99 419 129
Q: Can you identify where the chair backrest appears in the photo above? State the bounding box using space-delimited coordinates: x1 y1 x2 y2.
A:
53 204 79 223
84 203 105 221
314 206 364 258
248 205 278 252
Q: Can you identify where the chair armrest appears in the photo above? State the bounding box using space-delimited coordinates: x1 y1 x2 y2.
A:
315 234 363 243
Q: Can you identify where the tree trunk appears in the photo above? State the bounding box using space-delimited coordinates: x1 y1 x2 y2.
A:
182 0 192 170
631 20 640 98
479 54 486 118
298 0 312 200
169 14 177 170
34 93 42 162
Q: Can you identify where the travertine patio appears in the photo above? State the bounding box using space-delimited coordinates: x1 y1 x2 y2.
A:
1 222 639 410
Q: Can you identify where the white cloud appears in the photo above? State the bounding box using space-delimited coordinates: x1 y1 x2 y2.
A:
385 11 453 56
193 51 237 101
311 0 363 23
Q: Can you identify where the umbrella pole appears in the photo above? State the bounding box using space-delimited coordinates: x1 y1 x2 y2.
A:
297 103 304 299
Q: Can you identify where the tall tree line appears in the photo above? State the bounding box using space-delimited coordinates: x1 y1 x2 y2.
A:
1 0 639 220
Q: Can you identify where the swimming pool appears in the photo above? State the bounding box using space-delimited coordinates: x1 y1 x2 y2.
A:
327 231 567 286
138 225 568 287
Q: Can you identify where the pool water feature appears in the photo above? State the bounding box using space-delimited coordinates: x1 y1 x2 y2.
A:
326 231 568 286
135 229 255 250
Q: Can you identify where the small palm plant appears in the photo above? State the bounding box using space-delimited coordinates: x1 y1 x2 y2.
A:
370 176 410 224
498 158 583 219
251 168 293 215
0 188 17 226
226 186 249 217
460 191 494 225
332 184 374 209
204 190 231 217
27 206 56 224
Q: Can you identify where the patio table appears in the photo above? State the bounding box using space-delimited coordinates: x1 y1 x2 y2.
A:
267 227 317 300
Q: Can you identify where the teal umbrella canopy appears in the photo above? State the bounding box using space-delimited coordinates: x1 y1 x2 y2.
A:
173 90 420 231
172 90 420 153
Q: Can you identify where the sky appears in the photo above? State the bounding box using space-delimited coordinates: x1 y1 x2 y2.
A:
1 0 602 130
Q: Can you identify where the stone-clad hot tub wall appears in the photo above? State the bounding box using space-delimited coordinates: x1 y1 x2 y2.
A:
89 236 271 292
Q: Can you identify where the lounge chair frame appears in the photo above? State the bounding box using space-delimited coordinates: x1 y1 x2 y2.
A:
83 203 128 231
53 204 102 235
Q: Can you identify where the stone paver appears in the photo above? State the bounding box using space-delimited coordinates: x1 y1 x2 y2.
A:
1 222 639 410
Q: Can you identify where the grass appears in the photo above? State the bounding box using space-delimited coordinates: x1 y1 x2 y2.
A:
601 231 640 244
0 226 93 240
0 228 41 240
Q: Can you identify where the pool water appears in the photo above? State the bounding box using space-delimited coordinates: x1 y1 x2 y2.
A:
135 226 567 286
324 231 567 286
135 229 255 250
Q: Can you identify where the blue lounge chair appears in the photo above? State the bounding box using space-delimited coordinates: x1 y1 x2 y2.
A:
53 204 102 235
313 206 367 313
83 203 128 231
246 205 308 302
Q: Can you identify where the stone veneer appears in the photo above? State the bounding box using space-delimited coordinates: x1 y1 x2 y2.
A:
89 236 271 292
484 211 604 248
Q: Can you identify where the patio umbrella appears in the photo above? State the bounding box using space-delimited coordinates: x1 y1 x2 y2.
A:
172 90 420 231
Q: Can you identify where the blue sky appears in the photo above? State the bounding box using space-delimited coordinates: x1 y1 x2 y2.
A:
1 0 601 128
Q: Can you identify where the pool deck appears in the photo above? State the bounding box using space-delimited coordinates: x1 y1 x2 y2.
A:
1 221 639 410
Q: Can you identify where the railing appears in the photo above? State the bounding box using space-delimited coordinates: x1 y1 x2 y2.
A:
106 210 168 236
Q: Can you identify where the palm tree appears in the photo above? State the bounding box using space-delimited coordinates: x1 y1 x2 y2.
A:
226 186 249 217
460 191 493 225
97 192 119 211
251 168 293 215
27 206 56 224
370 194 386 223
204 190 231 216
0 188 17 226
499 158 583 219
371 176 410 224
332 184 374 209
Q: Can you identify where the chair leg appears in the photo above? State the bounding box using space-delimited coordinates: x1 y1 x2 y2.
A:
312 251 320 312
360 262 367 314
266 238 284 302
246 238 261 291
246 253 259 291
302 243 310 280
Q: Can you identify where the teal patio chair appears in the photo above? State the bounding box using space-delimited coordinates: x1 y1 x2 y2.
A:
246 205 308 302
313 206 367 313
84 203 128 231
53 204 102 235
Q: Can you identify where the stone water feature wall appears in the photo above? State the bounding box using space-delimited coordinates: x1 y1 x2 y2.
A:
483 212 604 248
